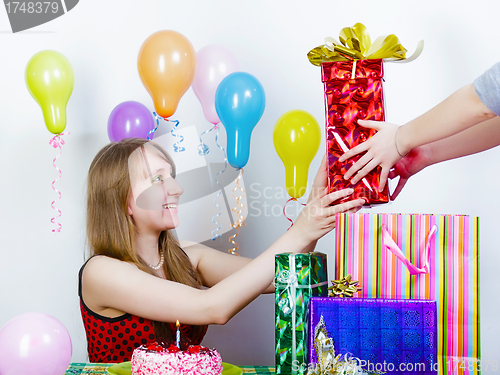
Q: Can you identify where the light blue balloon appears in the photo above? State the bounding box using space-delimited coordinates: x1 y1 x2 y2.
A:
215 72 266 168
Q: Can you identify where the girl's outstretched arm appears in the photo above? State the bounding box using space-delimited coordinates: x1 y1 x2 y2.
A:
182 154 362 294
82 157 364 326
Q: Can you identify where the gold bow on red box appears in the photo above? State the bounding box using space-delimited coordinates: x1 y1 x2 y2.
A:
308 22 423 66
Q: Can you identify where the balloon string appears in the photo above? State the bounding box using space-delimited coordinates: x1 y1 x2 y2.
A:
198 124 217 156
150 113 184 152
48 132 69 233
149 112 161 140
229 168 246 256
169 119 185 152
283 197 307 230
211 125 227 241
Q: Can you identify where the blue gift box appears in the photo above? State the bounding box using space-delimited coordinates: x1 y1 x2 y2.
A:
308 297 438 375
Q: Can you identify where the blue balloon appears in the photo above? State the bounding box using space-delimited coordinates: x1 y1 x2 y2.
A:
215 72 266 168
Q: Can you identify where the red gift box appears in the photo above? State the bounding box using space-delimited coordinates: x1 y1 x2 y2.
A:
322 59 389 205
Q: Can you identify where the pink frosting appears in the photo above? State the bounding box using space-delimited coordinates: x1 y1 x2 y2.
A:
131 345 222 375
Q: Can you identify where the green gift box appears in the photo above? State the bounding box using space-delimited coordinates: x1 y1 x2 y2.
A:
275 252 328 375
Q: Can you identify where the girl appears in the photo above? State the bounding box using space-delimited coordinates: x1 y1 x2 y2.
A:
79 138 364 362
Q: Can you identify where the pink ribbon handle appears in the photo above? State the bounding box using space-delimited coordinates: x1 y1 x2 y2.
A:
381 224 437 275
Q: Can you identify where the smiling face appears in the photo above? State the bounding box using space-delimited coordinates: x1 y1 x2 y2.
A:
127 145 183 233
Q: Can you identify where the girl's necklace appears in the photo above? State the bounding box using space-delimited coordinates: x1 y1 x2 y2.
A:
149 253 164 271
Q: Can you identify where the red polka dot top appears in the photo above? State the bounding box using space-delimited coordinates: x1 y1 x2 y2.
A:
78 256 208 363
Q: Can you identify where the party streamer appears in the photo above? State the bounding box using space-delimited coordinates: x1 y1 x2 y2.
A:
211 126 228 241
197 124 216 156
169 119 184 152
228 168 246 255
149 112 162 140
151 113 184 152
48 133 69 233
282 197 306 230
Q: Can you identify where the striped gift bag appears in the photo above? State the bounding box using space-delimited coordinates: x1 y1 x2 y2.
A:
335 213 480 375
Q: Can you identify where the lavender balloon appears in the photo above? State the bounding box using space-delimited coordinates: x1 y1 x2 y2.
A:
107 101 155 142
0 312 72 375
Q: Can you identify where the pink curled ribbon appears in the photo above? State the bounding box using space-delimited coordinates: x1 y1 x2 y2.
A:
49 132 69 232
283 198 306 230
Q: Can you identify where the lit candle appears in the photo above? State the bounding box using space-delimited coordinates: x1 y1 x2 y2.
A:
176 320 180 348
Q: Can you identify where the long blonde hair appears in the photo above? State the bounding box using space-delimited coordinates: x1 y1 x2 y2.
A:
86 138 203 336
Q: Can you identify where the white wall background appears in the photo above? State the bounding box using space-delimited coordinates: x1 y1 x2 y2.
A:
0 0 499 366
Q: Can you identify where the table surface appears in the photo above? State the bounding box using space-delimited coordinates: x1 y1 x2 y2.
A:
66 363 275 374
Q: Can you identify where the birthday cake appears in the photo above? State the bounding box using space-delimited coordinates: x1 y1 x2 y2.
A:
131 341 223 375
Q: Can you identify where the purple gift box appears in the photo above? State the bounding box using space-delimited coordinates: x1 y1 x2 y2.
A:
308 297 437 375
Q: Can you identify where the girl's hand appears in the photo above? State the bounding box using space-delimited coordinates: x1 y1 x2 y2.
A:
307 154 329 204
292 188 365 244
338 120 402 192
388 145 432 200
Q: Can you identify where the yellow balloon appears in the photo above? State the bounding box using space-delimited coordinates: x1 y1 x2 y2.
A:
273 110 321 199
26 50 74 134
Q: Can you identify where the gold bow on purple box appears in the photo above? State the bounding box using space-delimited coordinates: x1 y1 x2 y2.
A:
328 274 361 298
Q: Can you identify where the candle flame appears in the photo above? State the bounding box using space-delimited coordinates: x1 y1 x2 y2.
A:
176 320 180 328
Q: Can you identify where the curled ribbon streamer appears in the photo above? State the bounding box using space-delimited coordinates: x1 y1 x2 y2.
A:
169 119 184 153
283 197 307 230
149 112 162 140
308 22 424 66
48 132 69 233
151 113 185 153
211 126 227 241
228 168 246 256
198 124 217 156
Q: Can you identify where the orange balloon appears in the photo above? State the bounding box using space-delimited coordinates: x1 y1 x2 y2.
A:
137 30 196 118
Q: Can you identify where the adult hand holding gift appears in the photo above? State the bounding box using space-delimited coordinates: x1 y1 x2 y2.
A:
339 64 500 199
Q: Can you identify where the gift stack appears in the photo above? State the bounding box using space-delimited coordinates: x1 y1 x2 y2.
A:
275 23 480 375
330 213 481 375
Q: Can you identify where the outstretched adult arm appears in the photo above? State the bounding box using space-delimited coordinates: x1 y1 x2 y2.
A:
338 62 500 191
389 115 500 199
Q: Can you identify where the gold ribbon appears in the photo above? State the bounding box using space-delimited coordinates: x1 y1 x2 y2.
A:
328 274 361 298
308 23 424 66
229 168 246 256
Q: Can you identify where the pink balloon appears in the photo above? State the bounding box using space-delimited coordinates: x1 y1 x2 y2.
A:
192 44 240 125
0 312 72 375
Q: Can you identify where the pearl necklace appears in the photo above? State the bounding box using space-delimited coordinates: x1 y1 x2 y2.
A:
149 253 164 271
